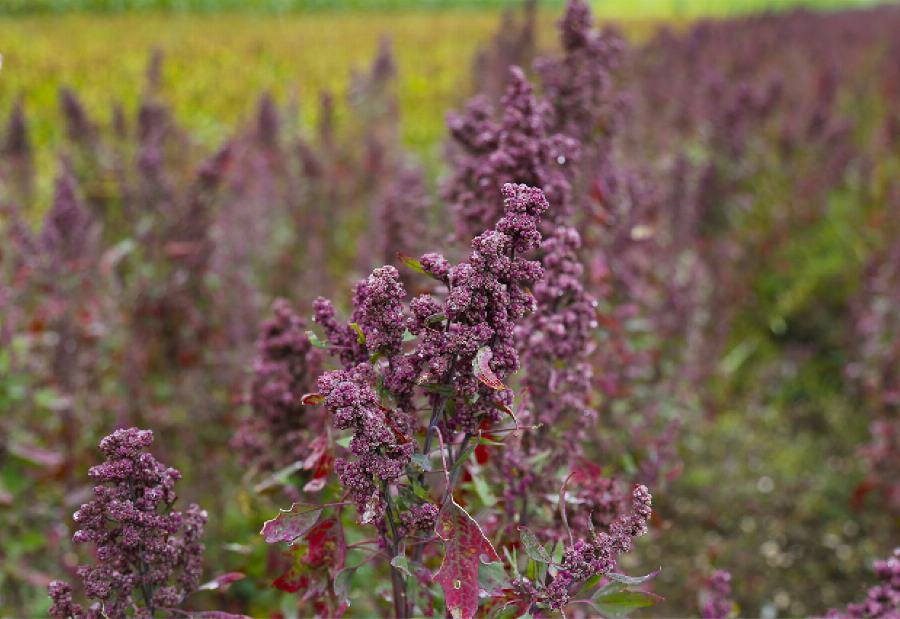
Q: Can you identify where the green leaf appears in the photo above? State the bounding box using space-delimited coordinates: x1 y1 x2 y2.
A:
333 567 355 604
398 252 427 274
593 590 662 616
410 453 432 472
391 554 412 577
472 474 497 507
306 330 328 349
478 561 508 595
606 569 661 586
349 322 366 344
503 547 520 580
517 526 551 564
425 312 446 327
449 440 477 478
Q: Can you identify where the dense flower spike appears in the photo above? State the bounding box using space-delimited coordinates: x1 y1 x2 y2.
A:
536 485 653 610
233 299 324 474
48 428 206 618
318 363 413 524
445 66 578 241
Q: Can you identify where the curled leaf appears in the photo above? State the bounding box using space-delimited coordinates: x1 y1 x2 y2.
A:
306 330 328 349
390 554 412 578
349 322 366 345
473 347 507 391
301 392 324 406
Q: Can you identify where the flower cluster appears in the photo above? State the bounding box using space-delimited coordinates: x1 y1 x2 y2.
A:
826 549 900 619
535 0 624 144
445 67 578 241
233 298 324 474
520 224 597 429
701 570 734 619
417 182 548 431
312 183 550 527
48 428 206 618
317 363 414 524
529 484 653 610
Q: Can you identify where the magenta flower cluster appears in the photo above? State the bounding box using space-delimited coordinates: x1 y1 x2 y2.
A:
311 182 549 529
516 484 652 610
445 67 578 242
233 298 323 473
317 362 414 524
48 428 206 618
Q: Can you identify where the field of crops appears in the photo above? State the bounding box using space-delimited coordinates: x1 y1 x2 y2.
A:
2 1 899 618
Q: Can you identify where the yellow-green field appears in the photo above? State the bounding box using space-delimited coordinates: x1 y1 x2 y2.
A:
0 10 663 168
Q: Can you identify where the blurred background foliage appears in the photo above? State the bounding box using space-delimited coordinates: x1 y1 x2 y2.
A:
1 0 899 617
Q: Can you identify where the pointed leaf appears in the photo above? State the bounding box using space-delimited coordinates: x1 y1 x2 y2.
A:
434 498 500 619
593 590 662 615
391 554 412 578
260 504 322 544
397 252 427 275
478 561 508 595
606 569 661 586
518 526 551 564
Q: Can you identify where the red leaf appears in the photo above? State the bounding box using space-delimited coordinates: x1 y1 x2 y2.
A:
273 566 309 593
304 518 345 571
473 347 507 391
434 499 500 619
571 458 603 485
261 504 322 544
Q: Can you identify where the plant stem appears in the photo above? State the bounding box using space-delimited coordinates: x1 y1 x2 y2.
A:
382 481 408 619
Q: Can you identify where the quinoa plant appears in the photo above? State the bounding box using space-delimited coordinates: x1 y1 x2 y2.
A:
256 183 657 618
48 428 207 618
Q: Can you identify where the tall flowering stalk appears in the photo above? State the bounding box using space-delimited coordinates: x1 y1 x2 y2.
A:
256 181 657 619
48 428 206 618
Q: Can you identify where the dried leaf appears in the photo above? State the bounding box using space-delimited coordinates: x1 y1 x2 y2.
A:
434 499 500 619
301 392 325 406
473 347 507 391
